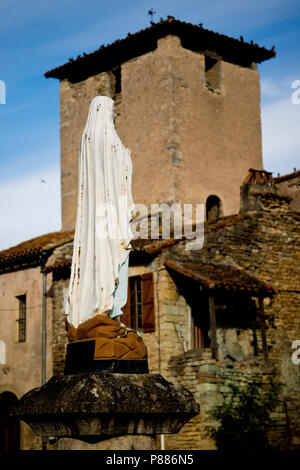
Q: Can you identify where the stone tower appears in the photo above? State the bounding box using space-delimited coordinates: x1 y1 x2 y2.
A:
45 18 275 230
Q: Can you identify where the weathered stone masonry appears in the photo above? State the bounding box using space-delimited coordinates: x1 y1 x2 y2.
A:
163 191 300 449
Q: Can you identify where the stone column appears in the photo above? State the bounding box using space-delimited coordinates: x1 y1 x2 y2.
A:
58 435 156 450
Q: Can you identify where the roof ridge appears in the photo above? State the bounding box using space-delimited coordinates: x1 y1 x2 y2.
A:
45 17 275 81
0 229 74 261
274 169 300 183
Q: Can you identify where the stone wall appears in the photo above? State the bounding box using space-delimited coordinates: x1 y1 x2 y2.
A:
51 272 69 376
162 193 300 449
153 264 192 377
167 350 292 450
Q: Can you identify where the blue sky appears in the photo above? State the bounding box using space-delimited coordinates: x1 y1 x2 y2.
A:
0 0 299 250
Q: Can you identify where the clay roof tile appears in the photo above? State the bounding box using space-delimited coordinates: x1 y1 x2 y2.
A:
164 258 274 297
0 230 74 273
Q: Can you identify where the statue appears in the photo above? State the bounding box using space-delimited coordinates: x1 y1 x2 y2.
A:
63 96 147 366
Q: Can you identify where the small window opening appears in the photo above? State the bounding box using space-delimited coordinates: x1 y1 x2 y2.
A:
205 56 220 91
130 276 143 330
122 273 155 332
191 291 260 361
16 295 26 342
111 66 121 96
206 195 221 221
192 305 210 349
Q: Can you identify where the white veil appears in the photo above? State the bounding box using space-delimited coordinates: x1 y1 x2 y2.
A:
64 96 134 328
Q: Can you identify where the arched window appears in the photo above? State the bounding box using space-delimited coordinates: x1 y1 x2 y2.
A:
0 392 20 450
206 195 221 221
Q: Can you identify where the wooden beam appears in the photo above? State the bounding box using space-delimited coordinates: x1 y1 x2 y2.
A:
258 297 268 361
252 321 259 356
209 295 218 360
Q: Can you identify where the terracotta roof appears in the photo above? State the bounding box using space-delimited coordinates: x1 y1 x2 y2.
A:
45 17 275 82
0 230 74 274
274 169 300 183
43 236 178 273
165 259 274 297
243 168 274 186
132 212 253 247
131 237 178 253
15 199 298 275
35 213 256 273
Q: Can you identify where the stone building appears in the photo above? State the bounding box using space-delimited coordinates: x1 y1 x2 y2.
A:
274 170 300 212
0 231 73 449
1 18 299 450
44 16 275 230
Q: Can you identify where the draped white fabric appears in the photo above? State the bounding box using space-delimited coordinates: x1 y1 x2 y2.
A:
64 96 134 328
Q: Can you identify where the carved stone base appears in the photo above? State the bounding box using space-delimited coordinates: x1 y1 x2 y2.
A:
11 373 200 443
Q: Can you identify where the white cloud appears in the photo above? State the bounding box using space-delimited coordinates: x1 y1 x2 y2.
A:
261 76 300 102
261 77 284 99
0 166 61 251
261 95 300 175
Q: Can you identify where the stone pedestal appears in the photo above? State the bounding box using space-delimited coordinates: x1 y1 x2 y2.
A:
12 372 200 450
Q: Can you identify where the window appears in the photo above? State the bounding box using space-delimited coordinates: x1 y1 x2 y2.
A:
122 273 155 332
205 56 220 91
130 276 142 330
111 66 121 97
206 195 221 221
16 295 26 342
191 291 261 361
192 295 210 350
